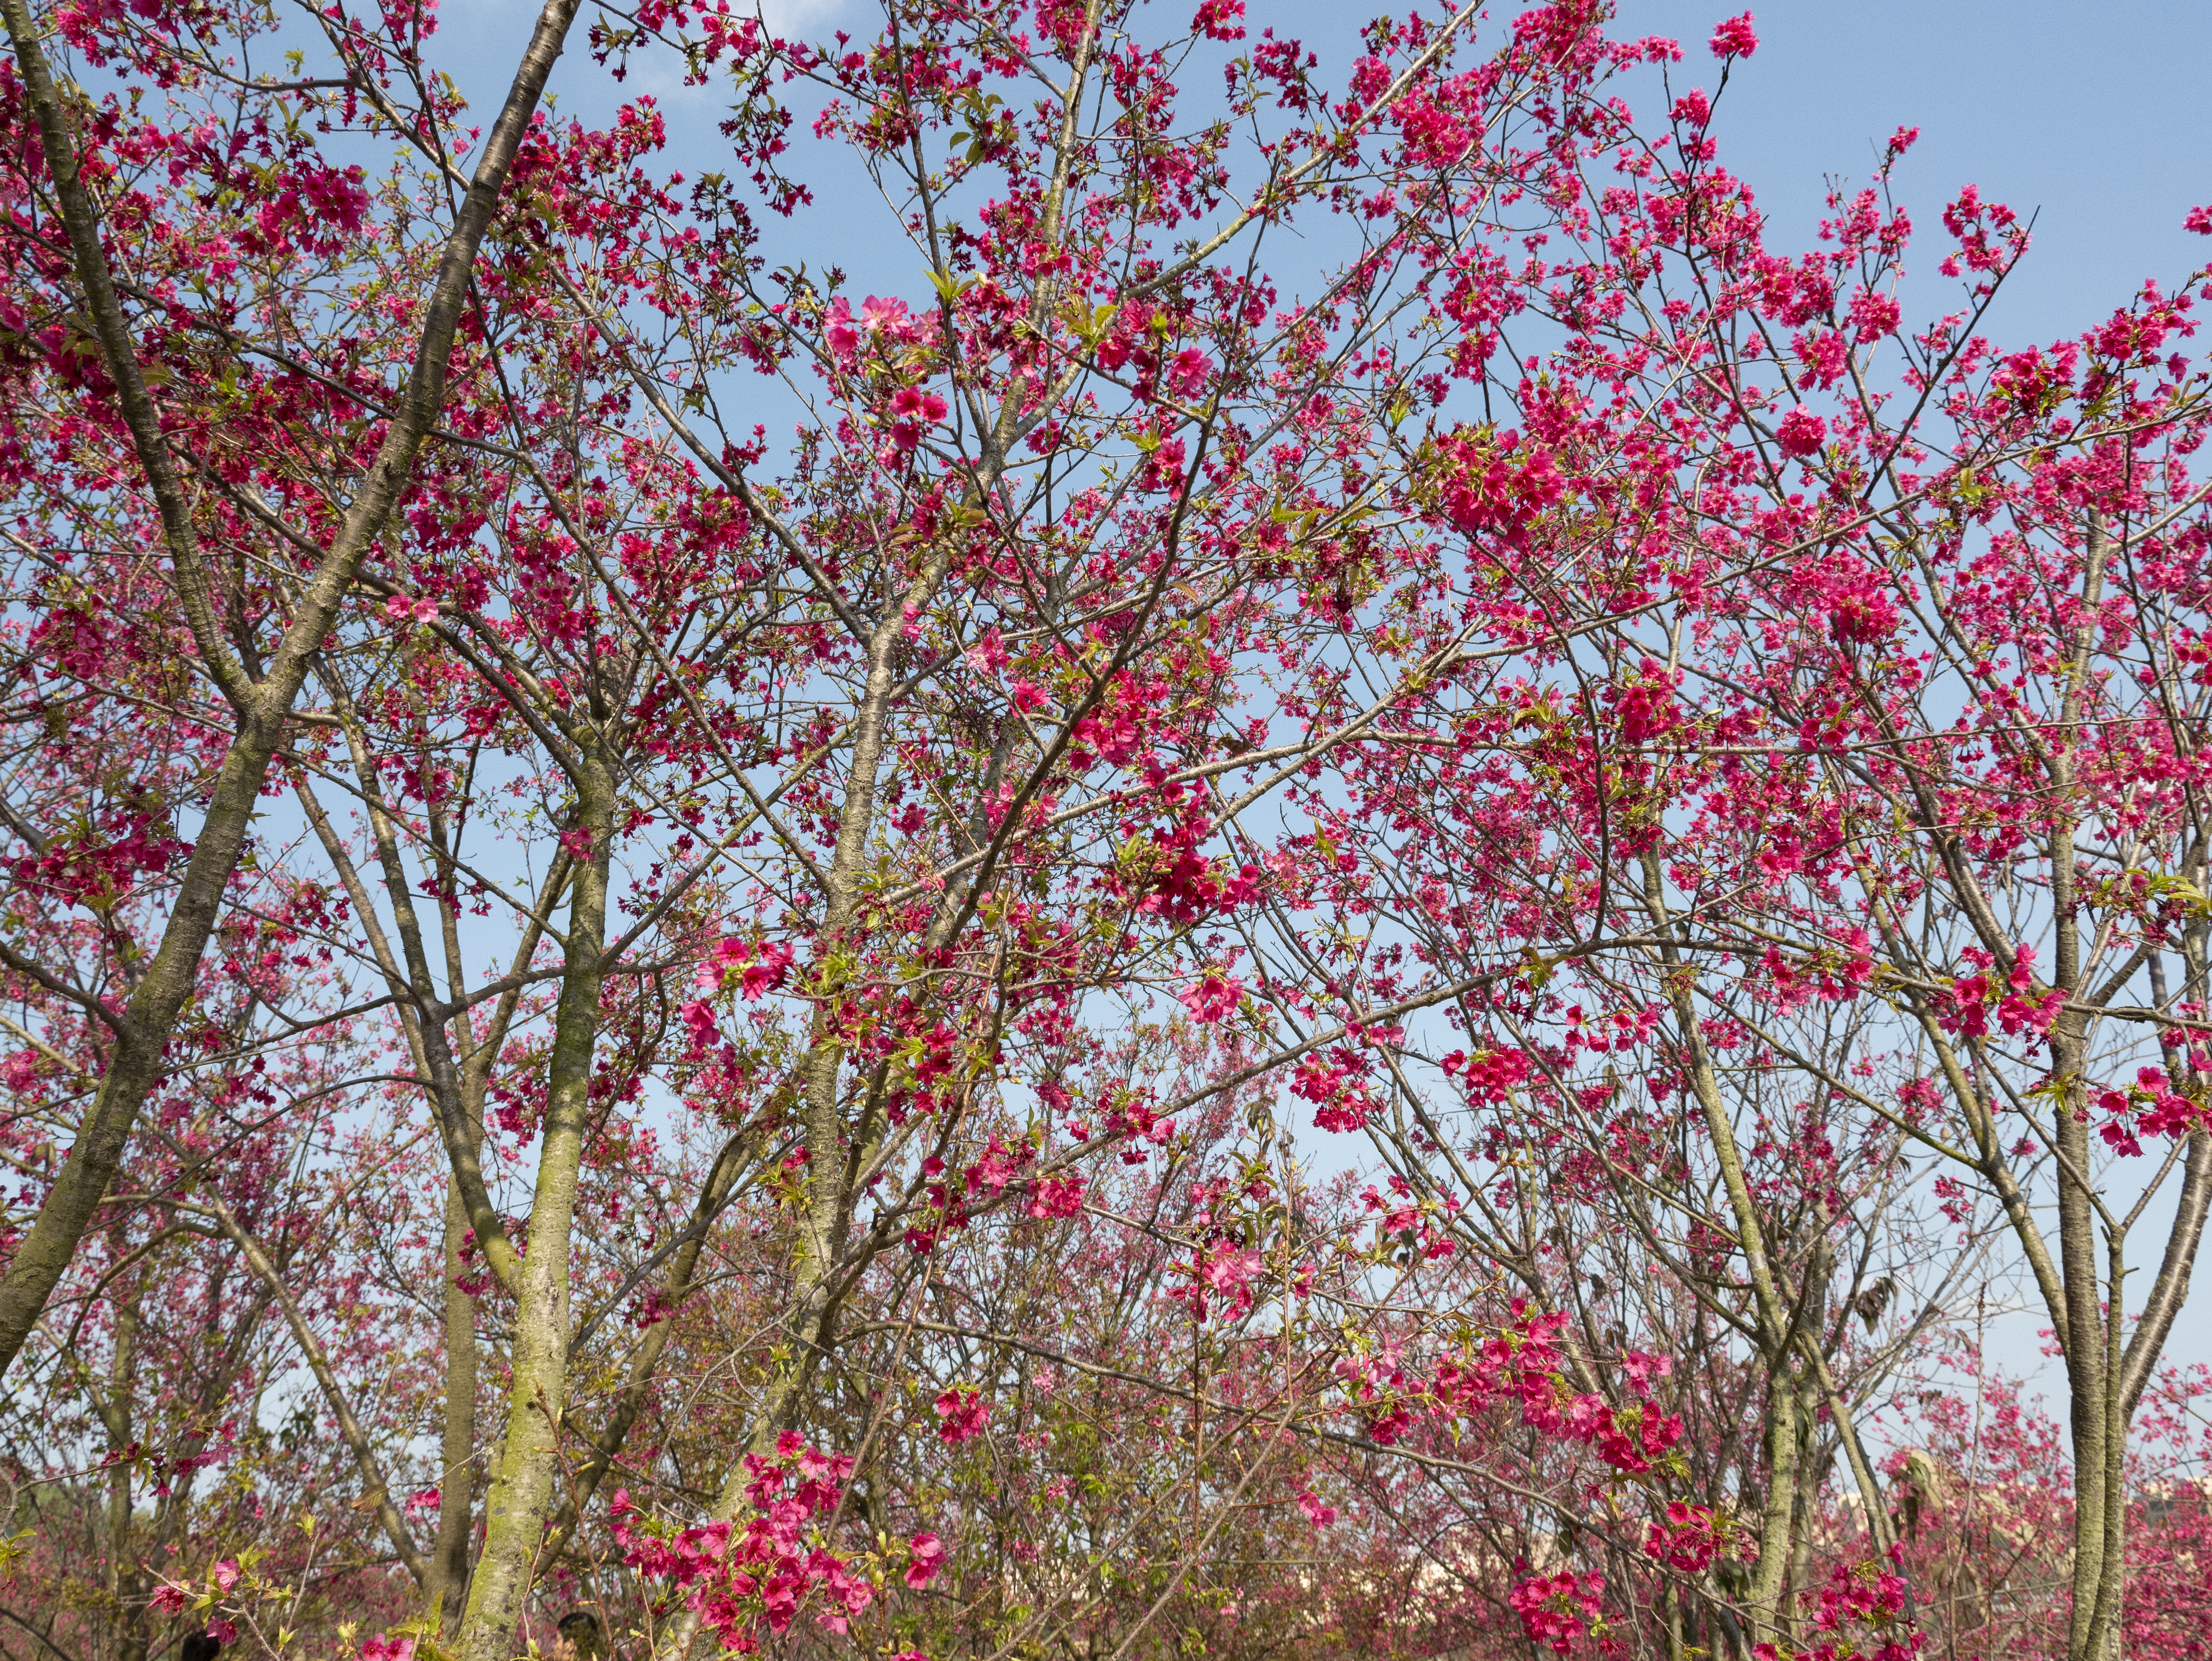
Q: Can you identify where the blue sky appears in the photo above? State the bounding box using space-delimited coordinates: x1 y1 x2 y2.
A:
1625 0 2212 344
443 0 2212 342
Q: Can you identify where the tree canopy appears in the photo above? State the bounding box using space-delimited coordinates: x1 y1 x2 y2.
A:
2 3 2210 1661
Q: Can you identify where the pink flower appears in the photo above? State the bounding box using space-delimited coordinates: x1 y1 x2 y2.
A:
1025 1173 1086 1219
1510 1571 1604 1655
1177 971 1243 1023
860 294 918 342
151 1584 189 1616
1297 1490 1338 1528
965 626 1008 673
1708 12 1756 57
934 1386 990 1444
1644 1501 1724 1570
211 1559 240 1592
680 999 719 1053
740 941 794 1000
825 296 859 361
1775 406 1826 458
905 1531 947 1588
694 935 749 990
2188 205 2212 236
1848 289 1900 342
698 936 794 1000
1191 0 1243 38
1203 1245 1264 1313
892 384 949 422
1825 573 1899 644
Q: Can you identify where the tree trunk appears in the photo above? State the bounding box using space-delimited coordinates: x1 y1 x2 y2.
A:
429 1173 482 1628
458 757 613 1661
107 1298 145 1661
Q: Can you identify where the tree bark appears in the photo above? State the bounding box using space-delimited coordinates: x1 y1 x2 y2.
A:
457 755 613 1661
428 1173 483 1628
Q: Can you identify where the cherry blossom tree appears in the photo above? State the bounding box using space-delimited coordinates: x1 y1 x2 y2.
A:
9 4 2212 1661
1316 17 2212 1661
0 0 588 1381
